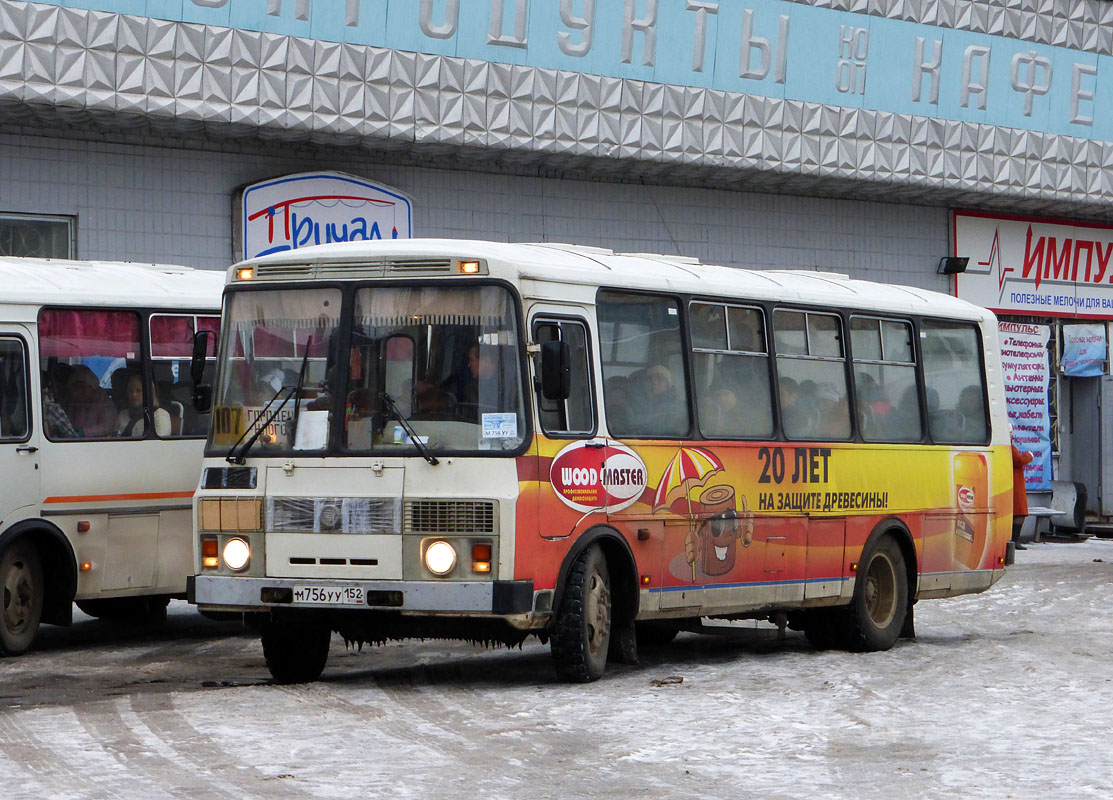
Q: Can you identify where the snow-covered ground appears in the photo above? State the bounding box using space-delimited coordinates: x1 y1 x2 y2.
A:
3 539 1113 800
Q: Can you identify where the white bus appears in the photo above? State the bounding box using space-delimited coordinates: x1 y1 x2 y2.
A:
0 258 223 655
189 240 1011 683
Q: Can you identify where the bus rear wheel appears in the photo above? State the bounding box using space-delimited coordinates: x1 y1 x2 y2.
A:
845 535 908 652
261 616 331 684
550 544 611 683
0 540 43 656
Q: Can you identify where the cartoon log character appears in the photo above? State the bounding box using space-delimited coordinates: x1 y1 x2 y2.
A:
684 485 754 578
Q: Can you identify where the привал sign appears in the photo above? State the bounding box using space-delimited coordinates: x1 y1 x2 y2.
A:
237 172 413 261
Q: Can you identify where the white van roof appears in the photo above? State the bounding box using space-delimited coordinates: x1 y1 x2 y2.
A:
0 257 225 309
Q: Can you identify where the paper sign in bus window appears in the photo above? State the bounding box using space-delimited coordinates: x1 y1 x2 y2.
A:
482 413 518 439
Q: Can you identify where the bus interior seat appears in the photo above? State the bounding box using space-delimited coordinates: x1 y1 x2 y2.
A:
167 400 184 436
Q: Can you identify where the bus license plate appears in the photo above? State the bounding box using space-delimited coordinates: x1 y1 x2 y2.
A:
292 586 365 605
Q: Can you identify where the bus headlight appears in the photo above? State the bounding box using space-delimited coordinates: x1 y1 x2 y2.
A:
222 537 251 572
424 540 457 576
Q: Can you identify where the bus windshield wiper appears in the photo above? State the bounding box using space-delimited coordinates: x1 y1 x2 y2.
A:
226 383 295 465
227 341 313 465
380 391 439 466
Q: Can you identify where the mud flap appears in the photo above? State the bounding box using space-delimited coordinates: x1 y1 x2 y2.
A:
608 618 639 665
900 602 916 640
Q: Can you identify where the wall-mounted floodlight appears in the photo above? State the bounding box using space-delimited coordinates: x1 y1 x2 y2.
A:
937 256 969 275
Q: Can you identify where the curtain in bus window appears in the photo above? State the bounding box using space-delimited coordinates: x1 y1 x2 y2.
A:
150 314 195 358
598 291 690 438
38 309 140 440
922 322 987 444
0 340 28 439
216 289 341 454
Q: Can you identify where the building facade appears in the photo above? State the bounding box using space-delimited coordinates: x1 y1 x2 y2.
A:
2 0 1113 520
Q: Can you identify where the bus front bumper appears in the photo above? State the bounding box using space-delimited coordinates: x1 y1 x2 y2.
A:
188 575 534 616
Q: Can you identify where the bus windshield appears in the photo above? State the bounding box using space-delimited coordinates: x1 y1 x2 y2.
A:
210 284 526 456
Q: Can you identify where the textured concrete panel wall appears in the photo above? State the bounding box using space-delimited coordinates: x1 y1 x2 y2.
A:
0 131 950 290
2 0 1113 222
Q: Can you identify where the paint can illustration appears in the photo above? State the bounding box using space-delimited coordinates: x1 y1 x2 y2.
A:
953 451 989 569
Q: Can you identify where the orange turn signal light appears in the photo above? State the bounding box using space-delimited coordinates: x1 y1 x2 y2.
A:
202 537 219 568
77 521 91 533
472 543 492 573
80 561 92 572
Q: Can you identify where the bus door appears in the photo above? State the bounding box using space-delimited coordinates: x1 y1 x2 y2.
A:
0 329 39 522
530 314 602 532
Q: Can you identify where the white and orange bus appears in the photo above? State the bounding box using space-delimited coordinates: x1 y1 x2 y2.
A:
0 258 223 655
189 240 1012 683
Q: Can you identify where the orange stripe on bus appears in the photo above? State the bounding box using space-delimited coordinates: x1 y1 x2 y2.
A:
42 491 195 504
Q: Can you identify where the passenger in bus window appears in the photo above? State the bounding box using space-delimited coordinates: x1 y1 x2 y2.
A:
41 363 78 439
604 375 633 435
642 364 686 435
462 342 502 413
814 383 850 439
702 386 739 436
116 373 170 438
958 384 986 441
65 365 116 438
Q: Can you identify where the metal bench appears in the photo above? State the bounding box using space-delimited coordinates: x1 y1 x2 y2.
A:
1016 481 1087 543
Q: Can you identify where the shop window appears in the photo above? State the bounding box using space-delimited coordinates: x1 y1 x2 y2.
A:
0 214 74 259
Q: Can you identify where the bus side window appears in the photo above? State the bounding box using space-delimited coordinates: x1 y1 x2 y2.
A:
598 291 691 439
39 308 140 441
921 321 988 445
533 319 594 437
0 339 29 440
850 317 921 442
773 310 851 441
690 302 773 439
150 313 221 437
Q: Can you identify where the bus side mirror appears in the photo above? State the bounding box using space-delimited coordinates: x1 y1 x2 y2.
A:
190 330 213 413
540 340 571 401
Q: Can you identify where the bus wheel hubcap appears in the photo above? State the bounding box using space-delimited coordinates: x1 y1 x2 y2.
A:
585 570 610 654
864 553 897 629
3 558 33 632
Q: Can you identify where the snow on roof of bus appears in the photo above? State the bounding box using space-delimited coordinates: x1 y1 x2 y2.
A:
239 239 991 321
0 257 225 308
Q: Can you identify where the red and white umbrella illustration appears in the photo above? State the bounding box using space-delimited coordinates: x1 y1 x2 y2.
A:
652 446 724 513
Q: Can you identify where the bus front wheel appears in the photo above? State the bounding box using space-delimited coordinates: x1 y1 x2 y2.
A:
845 535 908 652
550 544 611 683
261 617 331 684
0 539 44 656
